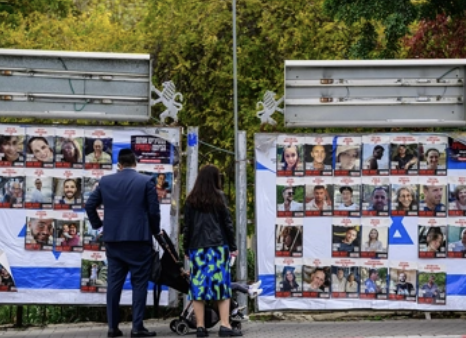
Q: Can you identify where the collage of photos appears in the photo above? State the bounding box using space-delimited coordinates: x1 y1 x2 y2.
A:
273 133 466 304
0 125 179 294
275 258 446 304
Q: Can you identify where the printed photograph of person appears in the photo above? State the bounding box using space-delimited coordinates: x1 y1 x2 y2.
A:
418 223 447 258
419 145 447 176
447 223 466 258
53 178 82 209
390 143 418 175
55 138 84 169
417 271 446 305
330 265 359 297
304 180 333 216
55 220 83 251
335 145 361 175
448 182 466 216
83 218 105 251
276 144 304 176
275 261 302 297
0 178 24 208
81 251 107 293
362 144 389 175
139 172 173 204
0 264 16 292
388 266 417 301
360 266 388 299
304 143 333 175
83 177 101 205
275 224 303 257
391 182 419 216
419 180 447 217
332 225 361 257
360 220 389 258
24 176 53 208
25 217 54 250
276 180 304 218
362 184 390 216
333 183 361 217
26 136 54 167
302 266 330 296
84 138 113 170
0 135 24 167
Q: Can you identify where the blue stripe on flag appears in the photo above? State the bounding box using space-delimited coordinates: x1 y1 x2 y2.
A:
11 267 167 291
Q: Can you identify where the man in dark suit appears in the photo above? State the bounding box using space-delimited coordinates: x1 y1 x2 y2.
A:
85 149 160 338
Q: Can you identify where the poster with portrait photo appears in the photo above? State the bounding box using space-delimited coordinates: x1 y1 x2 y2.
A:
54 128 84 169
275 257 303 298
276 177 304 218
361 176 390 217
275 218 303 257
84 129 113 170
304 176 333 217
360 259 388 300
0 168 24 208
388 261 417 301
417 263 446 305
333 176 361 217
419 176 447 217
334 136 361 177
362 135 389 176
276 135 304 177
81 250 107 293
304 136 333 176
330 259 360 298
418 135 447 176
25 210 54 251
418 218 447 258
83 213 105 251
83 169 108 207
54 210 84 252
0 250 17 292
447 218 466 258
448 176 466 216
131 135 175 164
390 176 419 216
138 163 173 204
302 258 331 298
360 218 389 259
52 170 83 210
25 127 55 169
0 125 25 168
390 135 419 175
24 169 53 209
332 219 361 258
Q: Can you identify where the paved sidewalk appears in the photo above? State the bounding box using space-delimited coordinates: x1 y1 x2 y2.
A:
0 319 465 338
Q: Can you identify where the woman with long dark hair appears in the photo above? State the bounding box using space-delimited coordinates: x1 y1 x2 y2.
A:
183 165 241 337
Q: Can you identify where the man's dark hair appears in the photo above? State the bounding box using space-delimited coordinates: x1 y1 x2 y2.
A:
314 185 325 191
374 145 384 152
339 186 353 194
118 148 136 167
369 269 377 276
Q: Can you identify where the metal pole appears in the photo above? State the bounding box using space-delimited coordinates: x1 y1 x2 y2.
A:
184 126 199 308
236 131 248 311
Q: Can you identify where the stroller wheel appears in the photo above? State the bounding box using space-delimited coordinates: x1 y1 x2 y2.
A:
175 321 189 335
170 319 178 333
231 322 242 330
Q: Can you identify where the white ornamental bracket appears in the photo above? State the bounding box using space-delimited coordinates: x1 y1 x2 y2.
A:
151 80 184 124
256 90 284 128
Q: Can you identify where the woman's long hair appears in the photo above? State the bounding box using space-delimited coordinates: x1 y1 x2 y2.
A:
186 164 225 212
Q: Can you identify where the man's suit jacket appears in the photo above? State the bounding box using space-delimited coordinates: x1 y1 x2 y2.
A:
85 168 160 242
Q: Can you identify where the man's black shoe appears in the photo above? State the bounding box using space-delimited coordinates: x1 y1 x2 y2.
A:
108 328 123 337
130 328 156 337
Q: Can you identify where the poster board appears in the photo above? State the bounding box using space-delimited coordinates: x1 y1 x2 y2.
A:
0 125 180 305
255 133 466 311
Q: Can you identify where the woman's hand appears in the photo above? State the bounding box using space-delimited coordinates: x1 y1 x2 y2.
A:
230 250 239 257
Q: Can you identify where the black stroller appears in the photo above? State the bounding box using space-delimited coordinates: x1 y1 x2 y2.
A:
155 231 242 336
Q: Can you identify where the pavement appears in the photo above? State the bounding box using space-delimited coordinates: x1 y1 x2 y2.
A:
0 319 465 338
